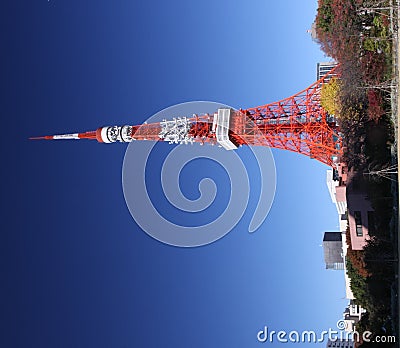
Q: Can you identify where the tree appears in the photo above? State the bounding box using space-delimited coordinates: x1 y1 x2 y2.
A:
346 227 369 277
320 77 341 115
316 0 334 33
366 89 384 122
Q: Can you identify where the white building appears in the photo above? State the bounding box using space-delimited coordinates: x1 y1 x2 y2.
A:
317 62 338 81
343 301 367 332
326 169 347 217
326 169 354 300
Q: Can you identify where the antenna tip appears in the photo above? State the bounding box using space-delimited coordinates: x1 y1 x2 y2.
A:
29 136 49 140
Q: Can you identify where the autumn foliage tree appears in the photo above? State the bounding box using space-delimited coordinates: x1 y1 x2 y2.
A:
320 77 341 115
316 0 362 63
346 227 369 277
366 89 384 122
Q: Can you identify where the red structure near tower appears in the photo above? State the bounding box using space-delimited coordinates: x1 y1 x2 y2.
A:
31 65 342 167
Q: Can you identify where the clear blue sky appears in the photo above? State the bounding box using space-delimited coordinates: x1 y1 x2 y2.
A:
2 1 348 347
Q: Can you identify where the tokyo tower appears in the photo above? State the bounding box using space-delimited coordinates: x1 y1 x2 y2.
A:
31 65 342 167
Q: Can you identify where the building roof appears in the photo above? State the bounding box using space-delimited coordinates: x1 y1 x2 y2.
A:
323 232 342 241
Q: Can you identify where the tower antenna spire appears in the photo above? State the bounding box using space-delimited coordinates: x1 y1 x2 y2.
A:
29 130 101 141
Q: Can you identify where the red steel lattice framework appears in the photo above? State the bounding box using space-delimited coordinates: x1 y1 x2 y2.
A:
32 66 342 167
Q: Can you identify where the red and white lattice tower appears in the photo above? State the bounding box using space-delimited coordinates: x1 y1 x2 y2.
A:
31 66 342 167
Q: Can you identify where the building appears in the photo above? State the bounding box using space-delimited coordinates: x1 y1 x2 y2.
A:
323 232 345 270
328 163 374 250
308 21 318 40
343 300 367 332
326 169 347 229
346 170 374 250
317 62 337 81
325 161 375 298
326 338 354 348
326 167 354 299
